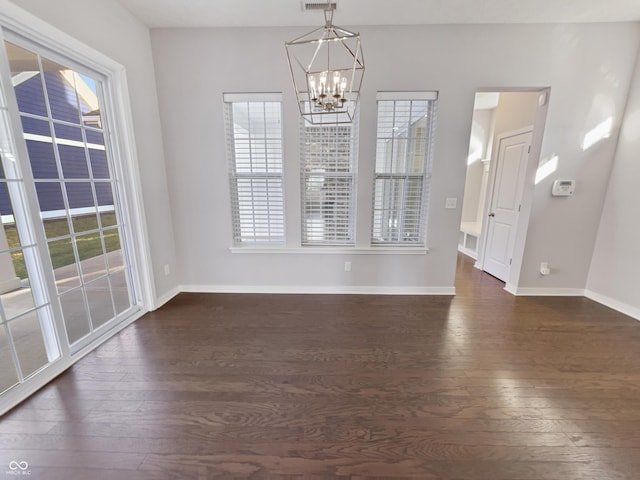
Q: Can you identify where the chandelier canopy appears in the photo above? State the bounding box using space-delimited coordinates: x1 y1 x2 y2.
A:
285 3 364 124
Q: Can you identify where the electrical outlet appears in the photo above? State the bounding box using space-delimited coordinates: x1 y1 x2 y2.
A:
445 197 457 209
540 262 550 276
344 261 351 272
164 264 171 276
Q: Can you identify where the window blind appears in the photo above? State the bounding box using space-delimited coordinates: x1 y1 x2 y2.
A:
371 94 437 245
300 109 358 245
224 96 284 244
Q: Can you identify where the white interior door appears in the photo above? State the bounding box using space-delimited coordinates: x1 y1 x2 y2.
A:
482 130 532 281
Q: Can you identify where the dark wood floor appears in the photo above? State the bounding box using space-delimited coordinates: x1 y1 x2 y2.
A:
2 254 640 479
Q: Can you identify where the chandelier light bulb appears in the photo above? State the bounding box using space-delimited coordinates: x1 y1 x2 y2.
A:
309 76 317 100
332 72 341 96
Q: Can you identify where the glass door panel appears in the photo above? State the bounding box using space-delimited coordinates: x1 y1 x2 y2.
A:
5 38 135 351
8 310 51 378
58 287 89 344
1 112 60 396
0 325 19 392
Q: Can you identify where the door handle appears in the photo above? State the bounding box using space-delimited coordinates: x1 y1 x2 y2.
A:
488 212 495 217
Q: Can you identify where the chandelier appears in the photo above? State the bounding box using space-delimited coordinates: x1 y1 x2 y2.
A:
285 2 364 124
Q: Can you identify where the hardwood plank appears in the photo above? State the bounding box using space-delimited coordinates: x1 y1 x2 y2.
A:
2 254 640 479
138 453 634 479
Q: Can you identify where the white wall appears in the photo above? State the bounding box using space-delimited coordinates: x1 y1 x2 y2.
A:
493 92 540 138
461 108 493 224
586 46 640 320
516 28 640 291
461 159 484 223
151 23 639 293
9 0 179 301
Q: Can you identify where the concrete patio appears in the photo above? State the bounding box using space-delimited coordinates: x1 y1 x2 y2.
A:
0 249 130 393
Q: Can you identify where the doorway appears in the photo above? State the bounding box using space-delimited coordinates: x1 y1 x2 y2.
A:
458 90 549 288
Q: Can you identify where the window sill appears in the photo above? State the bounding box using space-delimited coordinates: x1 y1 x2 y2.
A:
229 246 429 255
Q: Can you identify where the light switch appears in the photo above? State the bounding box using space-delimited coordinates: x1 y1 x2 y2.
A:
445 197 458 209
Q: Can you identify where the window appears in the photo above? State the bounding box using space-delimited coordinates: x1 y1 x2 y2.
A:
371 93 437 245
224 94 284 244
300 107 358 245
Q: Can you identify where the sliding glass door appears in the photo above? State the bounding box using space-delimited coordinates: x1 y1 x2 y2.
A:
0 30 141 407
6 40 134 348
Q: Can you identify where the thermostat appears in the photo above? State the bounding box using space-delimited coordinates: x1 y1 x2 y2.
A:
552 180 575 197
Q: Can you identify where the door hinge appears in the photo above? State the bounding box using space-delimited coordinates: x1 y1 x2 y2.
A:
518 204 521 212
528 145 531 154
509 258 512 265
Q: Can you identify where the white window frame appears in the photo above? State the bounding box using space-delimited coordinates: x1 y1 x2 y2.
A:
223 93 285 245
371 92 438 246
300 105 358 246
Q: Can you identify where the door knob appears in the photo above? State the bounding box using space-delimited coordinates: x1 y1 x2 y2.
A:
488 212 495 217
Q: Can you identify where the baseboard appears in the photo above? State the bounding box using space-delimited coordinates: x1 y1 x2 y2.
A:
504 284 585 296
154 286 181 310
181 284 456 295
585 290 640 321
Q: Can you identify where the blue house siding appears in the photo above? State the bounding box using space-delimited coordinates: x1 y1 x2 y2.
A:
25 140 58 178
54 122 83 141
21 115 50 136
95 182 113 206
59 145 90 178
89 150 110 179
0 182 12 218
0 71 114 220
15 73 47 117
86 129 104 145
34 182 65 212
44 71 82 124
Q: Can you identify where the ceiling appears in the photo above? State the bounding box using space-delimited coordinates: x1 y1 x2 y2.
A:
115 0 640 28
